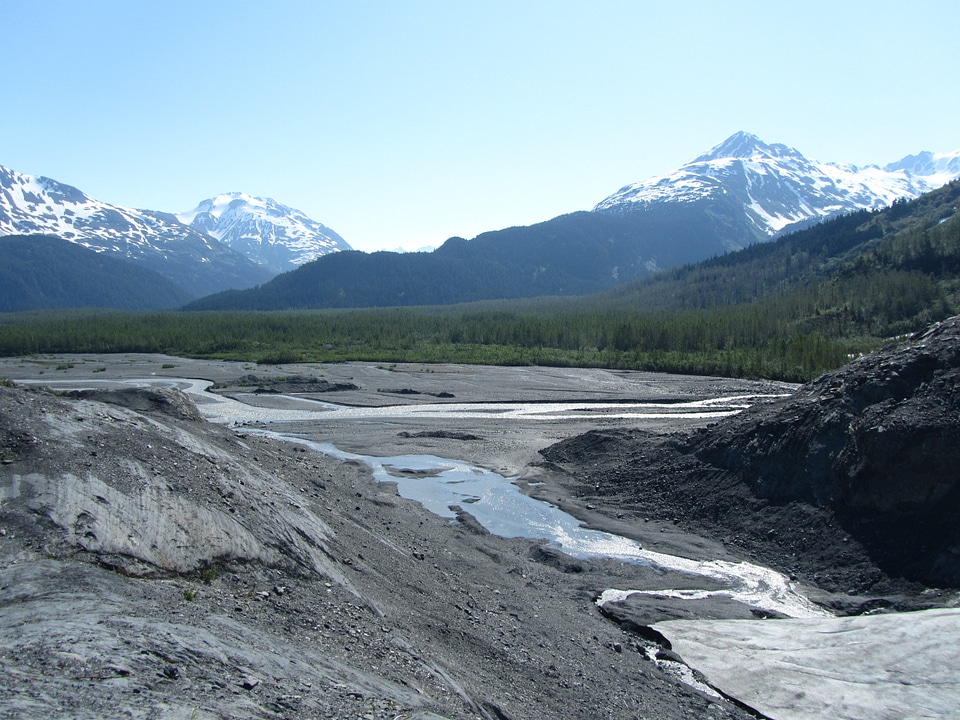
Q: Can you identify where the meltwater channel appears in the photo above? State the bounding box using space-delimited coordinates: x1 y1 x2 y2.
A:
29 372 960 720
36 376 825 620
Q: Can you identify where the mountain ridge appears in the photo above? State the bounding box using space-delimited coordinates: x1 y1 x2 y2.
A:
593 131 960 244
0 166 273 297
0 234 192 311
185 133 960 311
5 132 959 311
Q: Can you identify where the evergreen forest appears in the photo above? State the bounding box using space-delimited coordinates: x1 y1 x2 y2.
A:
0 235 191 311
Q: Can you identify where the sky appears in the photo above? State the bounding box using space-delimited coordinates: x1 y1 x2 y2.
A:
3 1 959 252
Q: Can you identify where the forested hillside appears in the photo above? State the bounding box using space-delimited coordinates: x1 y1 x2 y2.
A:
0 235 192 311
184 202 768 311
599 180 960 340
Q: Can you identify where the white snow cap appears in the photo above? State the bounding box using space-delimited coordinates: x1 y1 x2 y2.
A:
593 132 960 236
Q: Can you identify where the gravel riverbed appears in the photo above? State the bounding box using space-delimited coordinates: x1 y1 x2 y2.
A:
2 352 957 720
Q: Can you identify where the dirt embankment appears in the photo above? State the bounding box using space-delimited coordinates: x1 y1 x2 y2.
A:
0 382 754 720
540 317 960 605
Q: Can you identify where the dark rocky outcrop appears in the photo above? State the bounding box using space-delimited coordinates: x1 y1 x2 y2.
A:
694 317 960 587
65 386 205 421
216 373 360 394
527 545 584 573
694 318 960 513
542 317 960 594
398 430 482 441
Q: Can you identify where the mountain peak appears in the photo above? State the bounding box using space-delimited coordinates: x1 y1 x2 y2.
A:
180 192 269 224
593 133 960 240
0 165 273 297
177 193 351 274
693 131 802 163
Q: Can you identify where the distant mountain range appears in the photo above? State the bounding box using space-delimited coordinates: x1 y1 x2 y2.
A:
3 132 960 312
0 166 275 298
187 132 960 310
177 193 351 274
0 167 352 302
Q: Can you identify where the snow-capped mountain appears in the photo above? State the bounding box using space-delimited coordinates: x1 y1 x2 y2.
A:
0 166 273 297
594 132 960 248
883 150 960 186
177 193 351 274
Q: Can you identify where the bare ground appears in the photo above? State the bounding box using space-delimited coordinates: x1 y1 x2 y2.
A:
0 354 789 720
6 348 956 720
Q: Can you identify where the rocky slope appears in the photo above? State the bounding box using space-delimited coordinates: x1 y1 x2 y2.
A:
0 381 753 720
541 317 960 599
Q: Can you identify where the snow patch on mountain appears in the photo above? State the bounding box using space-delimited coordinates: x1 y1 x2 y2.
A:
0 166 220 255
177 192 351 273
594 132 960 237
884 150 960 188
0 165 273 296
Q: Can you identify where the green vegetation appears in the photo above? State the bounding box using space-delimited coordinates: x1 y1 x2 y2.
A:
1 182 957 382
199 564 218 585
0 234 191 312
0 304 848 381
604 181 960 342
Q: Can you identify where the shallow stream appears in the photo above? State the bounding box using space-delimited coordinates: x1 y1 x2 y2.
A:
39 376 823 619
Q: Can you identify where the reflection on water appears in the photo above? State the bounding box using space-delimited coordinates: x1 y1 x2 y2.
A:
266 435 658 559
259 433 825 619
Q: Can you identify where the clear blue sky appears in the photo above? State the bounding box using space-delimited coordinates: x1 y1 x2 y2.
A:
3 1 958 252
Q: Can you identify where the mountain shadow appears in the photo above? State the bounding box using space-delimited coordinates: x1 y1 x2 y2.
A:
184 204 767 311
0 234 192 311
